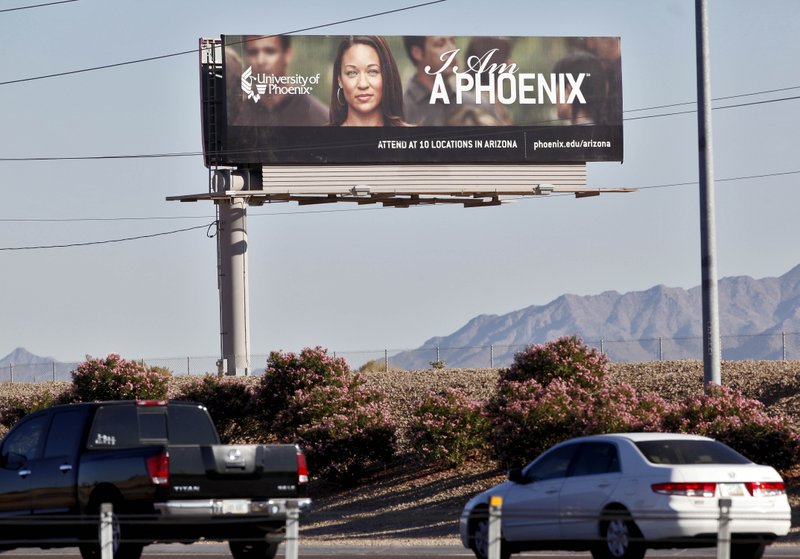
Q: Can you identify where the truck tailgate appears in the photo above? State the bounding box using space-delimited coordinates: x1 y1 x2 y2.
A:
167 444 304 499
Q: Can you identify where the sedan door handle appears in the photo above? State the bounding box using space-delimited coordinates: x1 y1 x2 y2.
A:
18 469 31 478
597 483 611 488
545 489 559 494
59 464 73 473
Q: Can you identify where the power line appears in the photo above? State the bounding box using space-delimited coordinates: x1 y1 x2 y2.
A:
623 94 800 121
1 87 797 163
624 85 800 113
2 168 797 226
0 0 76 13
1 167 795 250
0 1 447 87
0 223 213 251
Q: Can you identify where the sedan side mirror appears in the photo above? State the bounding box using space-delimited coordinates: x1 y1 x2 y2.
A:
508 467 525 484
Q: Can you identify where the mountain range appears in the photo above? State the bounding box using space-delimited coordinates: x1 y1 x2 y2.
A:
6 265 800 375
0 347 77 382
391 264 800 369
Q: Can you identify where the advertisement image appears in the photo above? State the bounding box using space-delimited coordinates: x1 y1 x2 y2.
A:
215 35 623 165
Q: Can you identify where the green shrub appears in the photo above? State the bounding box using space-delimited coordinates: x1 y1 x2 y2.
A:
357 359 395 373
487 378 593 468
71 354 171 402
664 384 800 471
174 375 259 443
502 335 608 391
255 347 396 483
0 384 73 429
255 346 352 429
407 388 490 467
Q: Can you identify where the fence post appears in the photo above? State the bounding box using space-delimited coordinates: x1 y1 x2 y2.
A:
436 347 440 364
659 337 663 361
717 498 732 559
783 332 787 361
600 339 604 355
490 345 494 368
488 495 503 559
187 356 191 376
384 349 389 373
284 501 300 559
9 364 12 384
100 502 113 559
52 362 56 382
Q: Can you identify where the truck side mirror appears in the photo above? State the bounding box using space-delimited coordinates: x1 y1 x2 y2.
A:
2 452 26 470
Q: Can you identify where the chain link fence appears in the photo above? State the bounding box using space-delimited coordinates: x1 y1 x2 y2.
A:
2 332 799 382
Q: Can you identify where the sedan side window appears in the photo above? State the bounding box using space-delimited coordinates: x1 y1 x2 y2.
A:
571 442 620 477
2 415 47 462
524 443 579 482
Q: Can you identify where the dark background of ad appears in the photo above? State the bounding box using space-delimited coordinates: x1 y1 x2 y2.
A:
211 35 623 166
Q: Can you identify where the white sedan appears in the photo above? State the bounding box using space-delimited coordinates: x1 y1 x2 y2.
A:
459 433 791 559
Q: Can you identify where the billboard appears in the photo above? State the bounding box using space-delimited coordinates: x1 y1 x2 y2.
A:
207 35 622 166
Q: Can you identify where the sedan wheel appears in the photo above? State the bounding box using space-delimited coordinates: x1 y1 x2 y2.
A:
592 513 645 559
731 542 766 559
470 516 510 559
229 540 279 559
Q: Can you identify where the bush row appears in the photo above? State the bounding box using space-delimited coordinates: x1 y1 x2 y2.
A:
1 340 799 484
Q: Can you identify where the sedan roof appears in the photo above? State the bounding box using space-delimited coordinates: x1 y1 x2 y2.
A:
568 432 714 443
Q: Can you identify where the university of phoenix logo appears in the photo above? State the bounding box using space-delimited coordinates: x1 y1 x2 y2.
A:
241 66 266 103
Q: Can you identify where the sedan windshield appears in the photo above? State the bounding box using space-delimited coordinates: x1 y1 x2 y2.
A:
635 440 751 465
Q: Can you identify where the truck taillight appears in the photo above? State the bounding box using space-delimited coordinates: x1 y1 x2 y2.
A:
297 450 309 485
147 452 169 485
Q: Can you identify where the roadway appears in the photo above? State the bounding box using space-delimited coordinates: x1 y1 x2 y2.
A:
4 544 800 559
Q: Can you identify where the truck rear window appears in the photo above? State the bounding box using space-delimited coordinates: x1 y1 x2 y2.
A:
88 404 218 448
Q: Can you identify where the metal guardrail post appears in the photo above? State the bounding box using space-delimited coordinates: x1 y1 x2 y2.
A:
717 497 732 559
284 500 300 559
100 502 113 559
488 495 502 559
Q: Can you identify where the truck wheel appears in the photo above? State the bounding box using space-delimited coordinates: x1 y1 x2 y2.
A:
229 540 279 559
79 503 143 559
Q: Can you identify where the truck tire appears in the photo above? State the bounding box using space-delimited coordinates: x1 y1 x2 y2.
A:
229 540 279 559
79 500 144 559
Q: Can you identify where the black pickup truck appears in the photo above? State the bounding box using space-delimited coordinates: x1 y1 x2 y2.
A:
0 399 310 559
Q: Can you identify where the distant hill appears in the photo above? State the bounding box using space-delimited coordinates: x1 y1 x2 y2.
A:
390 264 800 369
0 348 77 382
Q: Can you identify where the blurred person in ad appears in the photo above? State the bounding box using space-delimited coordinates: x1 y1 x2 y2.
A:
552 52 609 125
403 35 475 126
329 35 408 127
462 36 515 125
232 34 328 126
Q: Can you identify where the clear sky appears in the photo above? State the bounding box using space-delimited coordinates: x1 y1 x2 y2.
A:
1 0 798 366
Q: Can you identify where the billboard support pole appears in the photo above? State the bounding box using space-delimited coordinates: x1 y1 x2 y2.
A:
215 170 251 376
695 0 721 388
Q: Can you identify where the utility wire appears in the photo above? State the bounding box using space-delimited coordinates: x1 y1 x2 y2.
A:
0 0 76 13
0 223 212 251
0 87 797 163
1 167 795 250
0 1 446 86
2 168 797 225
625 85 800 113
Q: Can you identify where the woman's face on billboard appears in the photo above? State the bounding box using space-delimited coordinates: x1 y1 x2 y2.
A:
338 43 383 122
